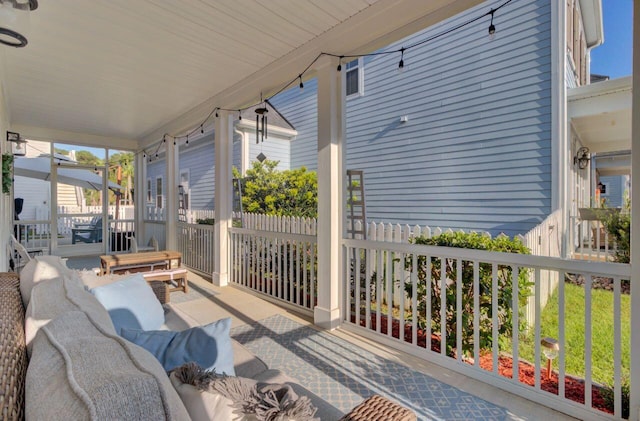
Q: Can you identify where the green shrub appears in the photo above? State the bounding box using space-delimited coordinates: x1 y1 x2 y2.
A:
196 218 215 225
599 196 630 263
234 160 317 218
404 231 532 357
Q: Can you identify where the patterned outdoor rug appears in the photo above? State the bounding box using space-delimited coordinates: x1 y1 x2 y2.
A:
168 281 218 304
230 314 507 420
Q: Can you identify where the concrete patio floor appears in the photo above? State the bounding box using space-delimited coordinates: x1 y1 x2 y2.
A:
67 255 577 420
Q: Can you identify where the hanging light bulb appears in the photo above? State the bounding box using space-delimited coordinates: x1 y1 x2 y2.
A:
215 109 219 118
398 48 405 73
299 75 304 91
238 110 242 121
337 56 343 72
488 9 496 40
200 125 204 134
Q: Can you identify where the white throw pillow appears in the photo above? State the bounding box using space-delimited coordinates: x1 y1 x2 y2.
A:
20 255 71 307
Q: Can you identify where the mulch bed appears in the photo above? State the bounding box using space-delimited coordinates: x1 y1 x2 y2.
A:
350 313 614 416
565 273 630 295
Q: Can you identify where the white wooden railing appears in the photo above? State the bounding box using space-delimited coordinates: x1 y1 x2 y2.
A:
342 238 629 420
177 221 215 276
228 213 318 313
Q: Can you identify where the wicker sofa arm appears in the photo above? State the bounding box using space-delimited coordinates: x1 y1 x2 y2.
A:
0 272 27 420
341 395 416 421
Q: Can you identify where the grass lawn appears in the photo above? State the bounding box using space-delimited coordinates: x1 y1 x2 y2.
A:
517 282 630 386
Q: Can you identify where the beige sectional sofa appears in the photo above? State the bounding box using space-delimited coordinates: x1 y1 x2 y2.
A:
10 256 345 420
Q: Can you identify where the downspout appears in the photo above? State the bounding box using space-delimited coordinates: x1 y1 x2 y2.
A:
233 128 248 176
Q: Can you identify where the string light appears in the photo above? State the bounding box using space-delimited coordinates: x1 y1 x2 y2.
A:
488 9 496 40
153 0 512 149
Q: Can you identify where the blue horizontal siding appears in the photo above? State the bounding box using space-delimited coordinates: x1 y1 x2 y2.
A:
179 140 215 210
271 0 552 236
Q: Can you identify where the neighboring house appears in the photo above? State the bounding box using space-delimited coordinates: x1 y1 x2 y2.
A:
146 0 613 240
146 101 297 214
13 139 82 221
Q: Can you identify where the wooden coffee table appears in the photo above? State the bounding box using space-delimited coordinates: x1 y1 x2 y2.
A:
99 250 182 275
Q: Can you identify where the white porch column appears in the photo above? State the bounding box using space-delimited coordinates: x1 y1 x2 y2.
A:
314 55 344 330
135 151 147 242
213 111 234 286
165 139 178 249
630 8 640 421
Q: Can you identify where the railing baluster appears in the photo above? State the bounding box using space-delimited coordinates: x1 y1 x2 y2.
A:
512 266 519 381
535 268 541 389
614 276 622 418
456 258 462 362
558 270 566 398
411 252 418 346
386 248 393 337
441 257 447 357
585 274 593 408
473 260 479 366
426 256 432 351
492 262 498 374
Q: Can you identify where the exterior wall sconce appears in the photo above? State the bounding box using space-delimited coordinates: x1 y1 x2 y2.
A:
0 0 38 48
541 337 559 379
7 131 26 156
574 147 590 170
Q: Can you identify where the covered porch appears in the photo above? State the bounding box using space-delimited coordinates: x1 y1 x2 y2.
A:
1 1 639 420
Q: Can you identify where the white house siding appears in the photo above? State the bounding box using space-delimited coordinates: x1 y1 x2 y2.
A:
271 0 552 237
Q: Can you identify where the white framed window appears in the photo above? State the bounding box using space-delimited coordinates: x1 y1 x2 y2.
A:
146 178 152 203
156 177 164 208
345 58 364 98
179 170 190 210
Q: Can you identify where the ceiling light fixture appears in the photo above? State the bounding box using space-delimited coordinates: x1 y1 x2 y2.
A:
0 0 37 48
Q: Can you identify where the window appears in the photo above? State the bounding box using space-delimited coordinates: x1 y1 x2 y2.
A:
156 177 163 208
146 178 152 203
345 58 363 98
598 182 609 196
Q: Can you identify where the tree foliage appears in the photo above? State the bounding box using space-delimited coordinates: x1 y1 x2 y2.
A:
599 195 631 263
235 160 317 218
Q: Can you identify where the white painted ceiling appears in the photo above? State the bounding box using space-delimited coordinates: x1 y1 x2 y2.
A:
1 0 483 149
568 76 632 154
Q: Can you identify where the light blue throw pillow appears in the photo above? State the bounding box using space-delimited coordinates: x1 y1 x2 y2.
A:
121 318 235 376
89 273 165 334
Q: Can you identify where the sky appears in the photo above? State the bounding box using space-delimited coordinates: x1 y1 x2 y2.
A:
589 0 633 79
